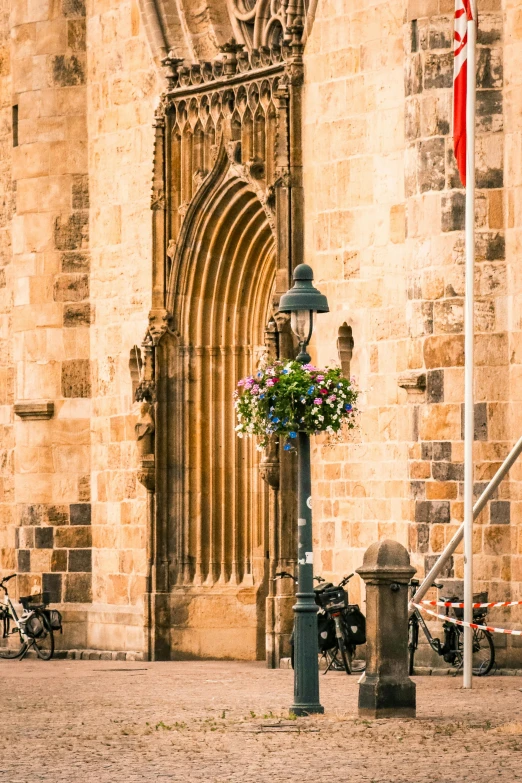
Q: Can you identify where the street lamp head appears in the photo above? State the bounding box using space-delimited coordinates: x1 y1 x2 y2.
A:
278 264 330 316
279 265 329 364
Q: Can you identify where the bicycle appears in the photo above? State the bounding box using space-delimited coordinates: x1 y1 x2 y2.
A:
408 578 495 676
0 574 61 660
274 571 366 675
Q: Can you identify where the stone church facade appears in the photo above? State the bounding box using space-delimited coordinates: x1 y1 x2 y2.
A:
0 0 521 666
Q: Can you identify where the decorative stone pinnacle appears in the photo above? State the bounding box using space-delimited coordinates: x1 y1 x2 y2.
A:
161 53 184 89
219 38 245 76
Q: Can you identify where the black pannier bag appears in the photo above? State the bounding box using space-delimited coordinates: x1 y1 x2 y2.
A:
451 592 488 622
44 609 63 633
317 611 336 653
343 605 366 645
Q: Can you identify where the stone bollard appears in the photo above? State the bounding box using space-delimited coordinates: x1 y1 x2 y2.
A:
356 539 416 718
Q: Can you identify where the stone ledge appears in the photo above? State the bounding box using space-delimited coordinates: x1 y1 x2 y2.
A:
65 649 144 661
398 371 426 393
14 401 55 420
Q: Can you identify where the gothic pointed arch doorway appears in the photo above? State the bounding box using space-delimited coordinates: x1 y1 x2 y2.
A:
139 17 308 662
164 149 277 660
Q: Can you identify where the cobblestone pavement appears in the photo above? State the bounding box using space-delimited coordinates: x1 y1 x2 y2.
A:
1 661 522 783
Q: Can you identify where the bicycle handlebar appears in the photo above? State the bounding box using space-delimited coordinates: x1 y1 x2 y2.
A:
272 571 297 582
0 574 16 589
273 571 355 588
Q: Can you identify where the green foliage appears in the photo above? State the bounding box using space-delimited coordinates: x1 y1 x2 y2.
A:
234 360 358 450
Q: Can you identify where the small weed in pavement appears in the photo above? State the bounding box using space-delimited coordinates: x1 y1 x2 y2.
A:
155 721 172 731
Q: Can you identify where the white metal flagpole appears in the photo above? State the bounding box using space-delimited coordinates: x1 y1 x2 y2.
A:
463 2 477 690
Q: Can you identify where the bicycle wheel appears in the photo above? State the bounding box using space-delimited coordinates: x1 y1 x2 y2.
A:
0 641 24 659
455 627 495 676
334 617 351 674
408 616 418 676
350 647 366 673
0 612 23 659
31 611 54 661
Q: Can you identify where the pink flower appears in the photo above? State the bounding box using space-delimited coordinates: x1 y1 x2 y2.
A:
237 379 245 387
316 374 325 381
314 398 322 405
266 378 275 387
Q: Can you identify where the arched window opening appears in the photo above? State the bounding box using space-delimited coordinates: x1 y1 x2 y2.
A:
337 323 354 379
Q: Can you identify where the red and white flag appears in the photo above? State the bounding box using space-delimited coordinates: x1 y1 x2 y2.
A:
453 0 474 186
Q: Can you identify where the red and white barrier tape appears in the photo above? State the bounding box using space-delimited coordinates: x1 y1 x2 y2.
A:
413 603 522 636
420 600 522 609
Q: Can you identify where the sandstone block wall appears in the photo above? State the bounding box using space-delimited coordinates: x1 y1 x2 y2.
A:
87 0 159 652
2 0 522 663
305 0 522 664
0 0 158 655
0 0 14 585
304 0 411 607
10 0 92 639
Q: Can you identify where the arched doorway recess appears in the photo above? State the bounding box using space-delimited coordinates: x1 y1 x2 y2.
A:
137 6 309 663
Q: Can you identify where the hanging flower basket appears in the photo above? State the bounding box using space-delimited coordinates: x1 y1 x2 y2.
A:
234 360 359 451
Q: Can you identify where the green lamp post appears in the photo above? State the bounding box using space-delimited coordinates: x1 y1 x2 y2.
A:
279 264 329 716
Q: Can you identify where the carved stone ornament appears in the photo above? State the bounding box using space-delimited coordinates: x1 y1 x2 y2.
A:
135 381 156 404
135 402 155 458
148 309 173 345
137 455 156 492
193 169 209 189
260 458 280 489
273 310 291 333
166 239 177 260
151 188 166 211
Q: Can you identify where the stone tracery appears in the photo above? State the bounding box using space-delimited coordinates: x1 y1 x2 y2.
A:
227 0 293 49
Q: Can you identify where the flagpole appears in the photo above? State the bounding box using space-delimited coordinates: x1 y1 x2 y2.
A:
463 3 477 690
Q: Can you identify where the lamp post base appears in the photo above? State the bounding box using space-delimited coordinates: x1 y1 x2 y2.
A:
290 703 325 717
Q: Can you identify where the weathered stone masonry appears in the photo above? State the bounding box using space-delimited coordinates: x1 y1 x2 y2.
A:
1 0 522 665
10 0 93 634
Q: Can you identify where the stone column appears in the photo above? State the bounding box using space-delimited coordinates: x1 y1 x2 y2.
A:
356 540 416 719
